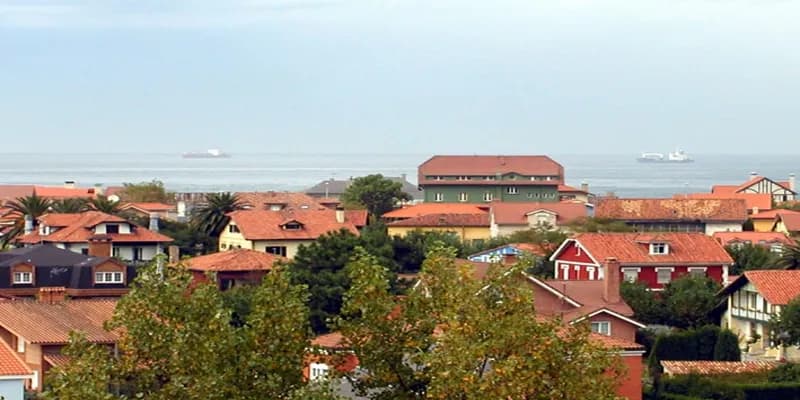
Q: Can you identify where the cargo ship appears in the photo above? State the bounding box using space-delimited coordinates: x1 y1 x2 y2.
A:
182 149 231 159
637 149 693 163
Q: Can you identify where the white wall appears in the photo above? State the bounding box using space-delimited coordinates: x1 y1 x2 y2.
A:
705 222 743 235
0 378 26 400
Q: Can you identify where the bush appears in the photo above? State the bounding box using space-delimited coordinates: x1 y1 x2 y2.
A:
648 325 722 374
713 329 742 361
661 374 800 400
737 382 800 400
768 363 800 383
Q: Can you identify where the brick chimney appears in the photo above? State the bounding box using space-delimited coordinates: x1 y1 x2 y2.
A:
580 181 589 193
335 206 345 224
38 287 66 304
168 245 180 263
63 180 75 189
88 236 112 258
603 257 621 304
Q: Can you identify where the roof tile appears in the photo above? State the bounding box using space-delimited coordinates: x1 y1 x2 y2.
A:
491 202 587 225
661 360 778 376
387 213 490 227
17 211 172 244
184 249 282 272
382 203 488 219
0 299 117 344
596 198 747 222
742 270 800 305
0 340 32 376
566 233 733 265
228 208 359 241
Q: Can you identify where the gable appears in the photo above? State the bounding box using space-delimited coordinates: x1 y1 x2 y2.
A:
549 240 597 265
738 177 796 195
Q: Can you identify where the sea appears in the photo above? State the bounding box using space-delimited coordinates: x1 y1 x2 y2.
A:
0 153 797 198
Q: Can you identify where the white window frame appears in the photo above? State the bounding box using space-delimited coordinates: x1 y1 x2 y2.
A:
16 336 25 353
561 264 570 280
483 192 493 202
656 267 675 284
95 271 124 284
587 266 596 280
309 362 329 381
13 271 32 284
649 243 668 255
434 193 444 202
457 176 470 181
506 186 519 195
622 267 641 283
458 192 468 202
590 321 611 336
687 267 707 277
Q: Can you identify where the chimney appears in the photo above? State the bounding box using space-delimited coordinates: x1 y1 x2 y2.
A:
790 173 796 191
580 181 589 193
603 257 621 304
401 173 407 182
168 245 180 263
63 180 75 189
335 206 345 223
24 215 34 235
750 171 758 180
149 213 159 232
37 287 66 304
88 237 112 258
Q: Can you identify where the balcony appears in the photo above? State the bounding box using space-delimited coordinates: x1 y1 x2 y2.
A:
731 307 770 322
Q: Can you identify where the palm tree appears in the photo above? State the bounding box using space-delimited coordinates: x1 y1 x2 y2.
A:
192 192 244 238
1 194 53 247
88 195 123 215
777 240 800 270
50 198 89 213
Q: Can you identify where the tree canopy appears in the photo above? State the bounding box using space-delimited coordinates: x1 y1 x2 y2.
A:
119 179 173 203
770 295 800 347
725 244 779 275
622 275 721 328
340 174 411 217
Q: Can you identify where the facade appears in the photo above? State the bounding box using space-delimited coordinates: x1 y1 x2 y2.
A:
596 198 747 235
0 340 33 400
749 209 800 232
183 249 281 289
120 202 176 221
772 212 800 236
558 183 594 204
0 297 117 391
549 233 733 289
417 155 564 204
15 211 172 263
712 231 792 253
489 201 588 237
719 270 800 359
382 203 488 222
712 173 796 203
305 175 423 203
386 213 491 245
219 207 359 259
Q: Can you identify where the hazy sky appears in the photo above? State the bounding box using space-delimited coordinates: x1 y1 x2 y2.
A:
2 0 799 154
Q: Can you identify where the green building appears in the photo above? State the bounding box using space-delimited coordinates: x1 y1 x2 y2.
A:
418 155 565 203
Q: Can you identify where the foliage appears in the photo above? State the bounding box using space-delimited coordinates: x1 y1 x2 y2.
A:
338 244 623 399
42 332 116 400
340 174 411 217
191 192 244 239
1 194 53 247
287 380 345 400
567 216 635 233
49 197 89 213
768 363 800 383
621 280 669 324
663 275 722 328
769 295 800 346
648 325 722 375
392 229 466 272
713 329 742 361
662 373 800 400
120 179 173 203
776 241 800 270
88 195 123 215
156 219 214 257
725 244 779 275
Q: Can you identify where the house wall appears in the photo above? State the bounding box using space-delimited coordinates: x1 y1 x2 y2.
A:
0 379 25 400
588 313 638 342
387 226 490 244
253 240 311 259
23 342 42 390
527 282 575 315
112 245 160 261
615 354 644 400
752 219 775 233
218 228 255 252
493 223 560 238
422 184 559 203
705 222 743 235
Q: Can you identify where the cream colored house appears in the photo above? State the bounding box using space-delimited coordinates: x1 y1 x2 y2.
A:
489 202 588 237
219 207 359 259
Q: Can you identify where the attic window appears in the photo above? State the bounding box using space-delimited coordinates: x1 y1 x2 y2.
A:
283 222 303 230
649 243 669 255
13 272 32 284
106 224 119 234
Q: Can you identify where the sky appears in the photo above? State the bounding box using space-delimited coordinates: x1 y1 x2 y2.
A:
1 0 799 154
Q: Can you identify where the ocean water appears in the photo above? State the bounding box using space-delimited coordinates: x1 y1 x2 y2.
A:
0 153 796 197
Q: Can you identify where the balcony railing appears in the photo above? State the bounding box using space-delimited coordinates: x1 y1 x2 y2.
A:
731 307 770 322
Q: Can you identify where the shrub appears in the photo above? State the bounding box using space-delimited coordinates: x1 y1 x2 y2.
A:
713 329 742 361
648 325 722 374
768 363 800 383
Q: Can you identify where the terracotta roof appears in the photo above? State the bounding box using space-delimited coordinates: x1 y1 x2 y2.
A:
596 198 747 222
0 299 117 344
741 270 800 305
43 354 72 369
490 202 588 225
382 203 488 219
228 208 359 241
312 332 346 349
236 192 323 210
558 184 587 193
661 361 778 376
184 249 282 272
535 278 635 320
712 232 792 247
591 333 644 351
750 209 800 220
0 185 36 204
736 176 795 194
467 243 554 260
34 186 97 199
711 185 738 194
387 213 490 228
560 233 733 266
345 209 369 227
419 155 563 177
17 211 173 244
778 213 800 232
121 202 173 212
0 340 32 376
678 193 772 212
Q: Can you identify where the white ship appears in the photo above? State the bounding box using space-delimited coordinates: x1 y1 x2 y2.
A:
637 149 693 163
182 149 231 159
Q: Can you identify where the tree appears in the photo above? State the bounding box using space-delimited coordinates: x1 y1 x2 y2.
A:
50 197 89 213
191 192 243 240
567 217 635 233
713 329 742 361
88 195 123 215
338 244 623 399
340 174 411 217
726 244 779 274
392 229 466 272
621 280 668 324
776 240 800 270
769 295 800 347
663 275 721 328
43 332 116 400
1 194 53 247
119 179 172 203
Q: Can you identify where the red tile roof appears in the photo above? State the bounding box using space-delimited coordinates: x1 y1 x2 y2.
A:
712 232 792 247
387 213 490 228
345 209 369 227
311 332 346 349
0 340 32 376
34 186 97 199
0 185 36 205
17 211 173 244
558 184 588 193
382 203 488 219
661 361 778 376
750 209 800 220
43 354 72 369
184 249 282 272
561 233 733 266
418 155 563 185
735 176 794 193
228 208 359 241
778 213 800 232
236 192 323 210
534 278 635 320
596 198 747 222
678 193 772 212
0 299 118 345
490 202 588 225
741 270 800 305
591 333 644 351
121 202 173 212
711 185 738 194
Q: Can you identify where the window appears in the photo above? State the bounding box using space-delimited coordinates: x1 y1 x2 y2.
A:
561 264 569 279
506 187 518 195
13 272 32 284
656 268 673 284
484 176 496 181
508 175 516 180
112 247 120 258
133 247 144 261
771 244 783 253
749 292 758 310
688 267 707 277
483 192 493 202
228 224 240 233
283 222 302 230
95 271 123 284
81 248 89 255
457 176 470 181
587 267 596 280
649 243 668 255
432 176 443 181
591 321 611 336
434 193 444 202
458 192 469 202
309 362 329 381
105 224 119 234
622 268 640 283
265 246 287 257
16 336 24 353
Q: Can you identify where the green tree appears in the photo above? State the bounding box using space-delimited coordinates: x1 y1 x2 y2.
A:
120 179 173 203
88 195 123 215
776 241 800 270
663 275 721 328
43 332 116 400
713 329 742 361
769 296 800 346
339 245 623 399
1 194 53 247
340 174 411 217
768 363 800 382
191 192 244 240
726 244 779 274
621 280 668 324
50 197 89 213
392 229 466 272
567 217 635 233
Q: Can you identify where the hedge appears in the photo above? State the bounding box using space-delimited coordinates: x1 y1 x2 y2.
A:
661 374 800 400
648 325 721 372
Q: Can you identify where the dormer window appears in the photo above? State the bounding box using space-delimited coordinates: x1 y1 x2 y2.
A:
95 271 124 284
228 224 240 233
106 224 119 234
457 176 470 181
13 272 32 284
282 221 303 230
649 243 669 255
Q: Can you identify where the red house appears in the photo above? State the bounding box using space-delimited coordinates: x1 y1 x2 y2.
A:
549 233 733 289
